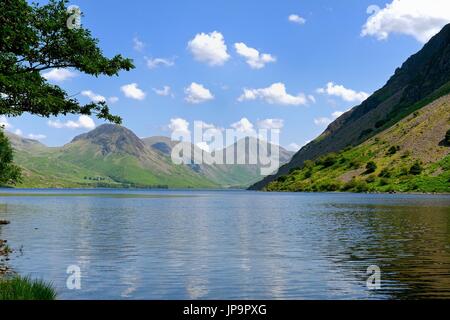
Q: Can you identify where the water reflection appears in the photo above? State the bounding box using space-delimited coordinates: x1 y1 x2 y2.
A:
0 190 449 299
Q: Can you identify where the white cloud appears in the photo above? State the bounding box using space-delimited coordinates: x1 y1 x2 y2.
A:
231 118 255 135
108 97 119 104
48 115 96 130
286 143 301 152
238 83 308 106
234 42 276 69
196 142 210 152
28 133 46 140
257 119 284 130
133 37 145 52
121 83 146 100
314 110 348 127
314 117 332 126
308 95 316 103
146 57 175 69
184 82 214 104
168 118 190 136
0 116 12 130
317 82 369 103
289 14 306 25
188 31 230 66
361 0 450 43
14 129 23 136
42 68 77 82
81 90 106 103
152 86 172 97
332 111 345 118
195 121 223 135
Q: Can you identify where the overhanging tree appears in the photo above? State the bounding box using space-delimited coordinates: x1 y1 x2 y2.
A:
0 0 134 184
0 128 21 185
0 0 134 123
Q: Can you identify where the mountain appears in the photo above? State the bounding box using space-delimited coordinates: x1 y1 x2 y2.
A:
144 135 294 188
7 124 293 189
265 94 450 193
251 23 450 190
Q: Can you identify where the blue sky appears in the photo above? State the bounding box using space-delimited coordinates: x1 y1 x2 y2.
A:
3 0 450 149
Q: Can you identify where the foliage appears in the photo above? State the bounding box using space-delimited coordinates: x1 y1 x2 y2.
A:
0 0 134 124
0 276 56 300
365 161 377 174
387 146 400 156
409 162 423 175
317 153 338 168
0 128 21 185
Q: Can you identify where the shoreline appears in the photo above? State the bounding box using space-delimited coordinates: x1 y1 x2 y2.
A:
0 220 12 276
0 186 449 195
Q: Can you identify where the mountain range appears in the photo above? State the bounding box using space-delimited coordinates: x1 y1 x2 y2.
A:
251 23 450 192
6 124 293 189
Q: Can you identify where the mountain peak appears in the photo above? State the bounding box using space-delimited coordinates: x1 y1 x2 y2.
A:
71 124 146 157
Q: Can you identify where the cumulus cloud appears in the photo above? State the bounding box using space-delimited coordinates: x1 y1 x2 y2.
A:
81 90 106 103
146 57 175 69
195 121 223 135
168 118 190 136
133 37 145 52
308 95 316 103
108 97 119 104
184 82 214 104
234 42 276 69
121 83 146 100
257 119 284 130
317 82 369 103
314 109 348 127
42 68 77 82
0 116 12 130
28 133 47 140
48 115 96 130
361 0 450 43
314 117 332 126
231 118 255 135
152 86 172 97
188 31 230 66
289 14 306 25
332 111 345 118
196 142 210 152
238 83 308 106
286 143 301 152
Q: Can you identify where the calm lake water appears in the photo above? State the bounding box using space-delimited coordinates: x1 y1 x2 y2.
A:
1 189 450 300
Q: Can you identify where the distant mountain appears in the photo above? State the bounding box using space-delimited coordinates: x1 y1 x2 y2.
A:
7 124 293 189
144 135 294 188
251 23 450 190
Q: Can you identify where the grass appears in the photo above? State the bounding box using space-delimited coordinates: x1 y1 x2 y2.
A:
0 276 56 300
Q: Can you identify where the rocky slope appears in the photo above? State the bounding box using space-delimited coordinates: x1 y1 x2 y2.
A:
265 94 450 193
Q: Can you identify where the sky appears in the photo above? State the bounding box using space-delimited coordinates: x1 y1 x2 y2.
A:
3 0 450 150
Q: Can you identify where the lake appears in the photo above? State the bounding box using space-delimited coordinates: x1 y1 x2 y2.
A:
1 189 450 300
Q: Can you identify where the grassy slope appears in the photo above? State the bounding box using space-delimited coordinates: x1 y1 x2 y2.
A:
266 94 450 193
14 142 219 189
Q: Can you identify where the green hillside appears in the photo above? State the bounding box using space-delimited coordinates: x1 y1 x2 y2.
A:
266 94 450 193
